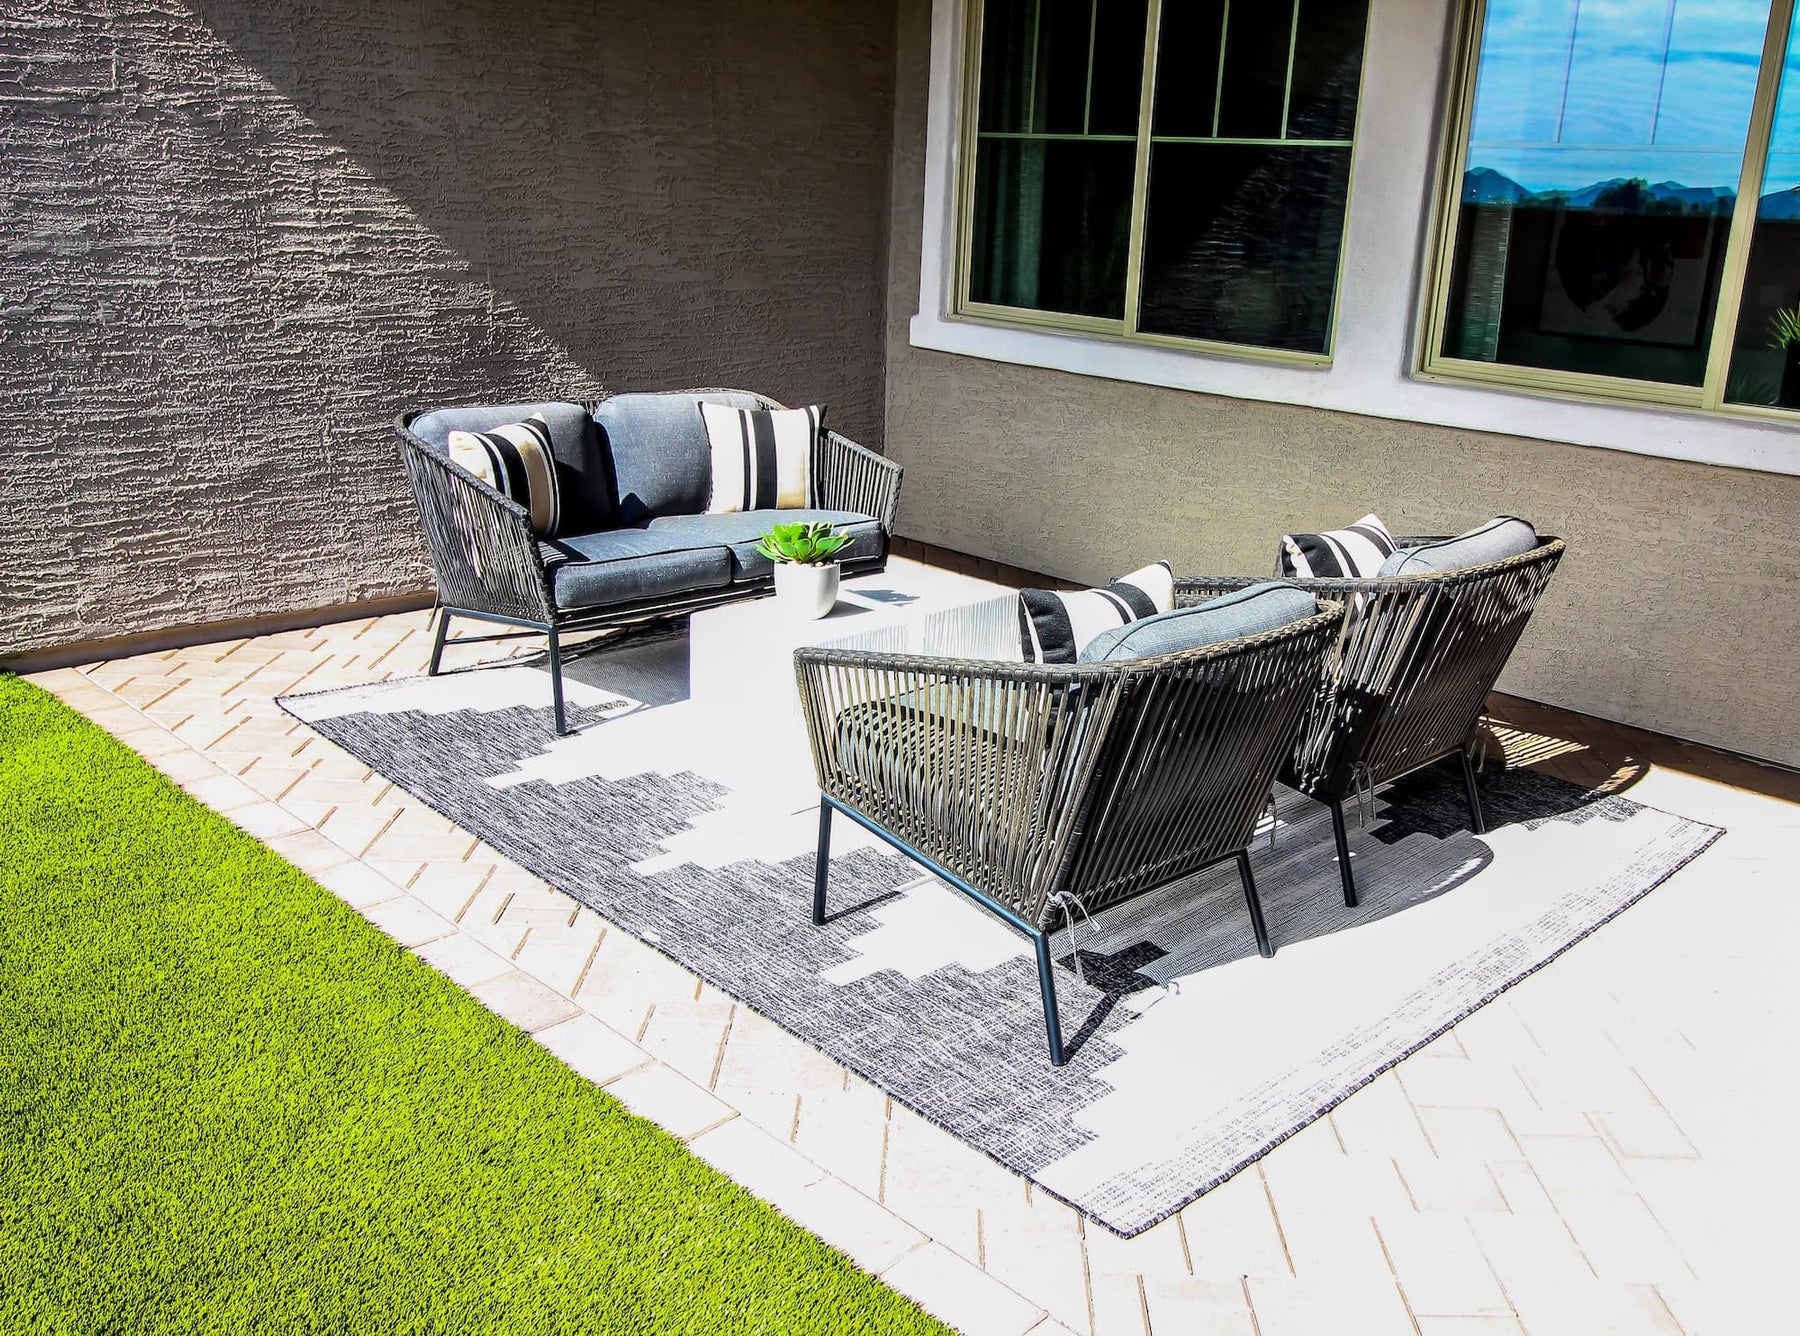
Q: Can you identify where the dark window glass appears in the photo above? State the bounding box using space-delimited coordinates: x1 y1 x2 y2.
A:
1138 145 1353 351
1726 16 1800 408
1287 2 1369 140
969 139 1138 318
1215 5 1293 140
965 0 1365 350
1151 0 1226 137
969 0 1146 319
1439 0 1767 387
1089 0 1151 134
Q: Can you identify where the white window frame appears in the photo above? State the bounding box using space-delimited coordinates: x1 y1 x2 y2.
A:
911 0 1800 477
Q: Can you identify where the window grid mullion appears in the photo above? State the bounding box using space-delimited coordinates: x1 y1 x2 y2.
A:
1701 0 1797 409
1121 0 1166 340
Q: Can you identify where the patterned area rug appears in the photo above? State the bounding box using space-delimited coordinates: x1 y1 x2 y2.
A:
281 630 1721 1237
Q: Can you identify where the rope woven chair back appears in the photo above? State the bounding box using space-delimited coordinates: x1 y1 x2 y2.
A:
1293 540 1565 797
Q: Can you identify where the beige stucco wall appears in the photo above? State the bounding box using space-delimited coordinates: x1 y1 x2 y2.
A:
883 0 1800 767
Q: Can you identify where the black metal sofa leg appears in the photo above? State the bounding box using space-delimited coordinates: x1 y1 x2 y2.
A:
428 610 450 676
1032 930 1068 1067
547 626 568 736
1328 796 1358 908
1460 746 1487 835
1237 851 1274 957
812 800 833 925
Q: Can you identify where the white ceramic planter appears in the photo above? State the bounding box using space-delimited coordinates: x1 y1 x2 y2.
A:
773 561 841 619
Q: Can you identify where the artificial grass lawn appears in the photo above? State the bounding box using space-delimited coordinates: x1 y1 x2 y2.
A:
0 676 949 1335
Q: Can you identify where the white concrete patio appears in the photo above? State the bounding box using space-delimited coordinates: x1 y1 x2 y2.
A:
28 599 1799 1335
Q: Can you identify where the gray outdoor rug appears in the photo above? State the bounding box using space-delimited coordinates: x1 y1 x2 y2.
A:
280 629 1722 1237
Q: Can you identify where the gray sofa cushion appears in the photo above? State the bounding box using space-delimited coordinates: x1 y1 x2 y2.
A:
409 401 615 533
595 391 768 525
1378 517 1538 576
543 528 731 611
1080 582 1317 663
644 509 884 580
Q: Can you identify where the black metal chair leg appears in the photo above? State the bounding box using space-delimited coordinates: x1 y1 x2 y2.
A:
812 800 833 926
428 610 450 677
1032 930 1067 1066
1329 796 1358 908
1460 746 1487 836
547 626 568 736
1237 851 1274 957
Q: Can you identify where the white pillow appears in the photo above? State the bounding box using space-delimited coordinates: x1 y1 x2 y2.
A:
1277 513 1396 579
445 415 563 537
698 402 822 514
1017 562 1175 664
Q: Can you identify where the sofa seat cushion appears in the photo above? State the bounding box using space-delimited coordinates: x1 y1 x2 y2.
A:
594 391 767 525
1080 582 1317 663
643 510 884 580
410 401 615 533
542 528 731 611
1378 517 1538 576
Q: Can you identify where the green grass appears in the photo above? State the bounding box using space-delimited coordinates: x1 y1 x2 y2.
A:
0 676 947 1335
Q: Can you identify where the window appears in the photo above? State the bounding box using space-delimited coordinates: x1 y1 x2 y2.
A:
957 0 1372 361
1423 0 1800 417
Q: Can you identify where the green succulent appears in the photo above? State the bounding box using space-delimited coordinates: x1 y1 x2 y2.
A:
1769 304 1800 351
755 520 853 567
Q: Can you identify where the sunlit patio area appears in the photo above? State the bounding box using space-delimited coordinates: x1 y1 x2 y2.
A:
7 0 1800 1331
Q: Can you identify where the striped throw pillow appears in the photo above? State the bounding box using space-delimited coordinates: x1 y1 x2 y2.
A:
1277 513 1396 579
445 415 563 537
1018 562 1174 664
699 402 823 514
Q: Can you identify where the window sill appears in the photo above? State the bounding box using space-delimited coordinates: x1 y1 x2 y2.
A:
908 308 1800 477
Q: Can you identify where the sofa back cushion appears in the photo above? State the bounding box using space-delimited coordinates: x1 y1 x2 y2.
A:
1377 517 1538 576
409 401 614 533
1080 582 1317 663
594 391 768 525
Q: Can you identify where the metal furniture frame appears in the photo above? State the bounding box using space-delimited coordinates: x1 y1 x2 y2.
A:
1176 537 1565 907
797 599 1346 1065
395 390 902 735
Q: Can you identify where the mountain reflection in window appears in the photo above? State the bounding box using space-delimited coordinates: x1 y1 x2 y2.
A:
1439 0 1770 387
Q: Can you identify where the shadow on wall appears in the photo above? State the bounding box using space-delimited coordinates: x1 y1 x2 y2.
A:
2 0 896 655
186 0 896 426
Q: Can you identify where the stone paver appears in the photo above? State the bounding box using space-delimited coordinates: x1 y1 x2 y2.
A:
26 601 1799 1334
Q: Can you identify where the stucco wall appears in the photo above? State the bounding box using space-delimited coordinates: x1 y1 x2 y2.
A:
883 0 1800 766
1 0 895 656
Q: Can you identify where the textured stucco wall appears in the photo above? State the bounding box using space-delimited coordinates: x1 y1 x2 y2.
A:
1 0 895 655
883 0 1800 766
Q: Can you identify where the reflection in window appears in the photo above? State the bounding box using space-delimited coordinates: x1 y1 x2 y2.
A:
1727 15 1800 407
963 0 1370 355
1437 0 1770 388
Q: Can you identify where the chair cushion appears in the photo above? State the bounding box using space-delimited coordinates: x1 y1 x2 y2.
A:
643 509 884 581
543 528 731 611
445 416 564 537
1080 582 1317 663
1018 562 1174 664
699 402 823 513
594 391 767 525
1278 513 1396 578
1378 517 1538 576
409 401 614 533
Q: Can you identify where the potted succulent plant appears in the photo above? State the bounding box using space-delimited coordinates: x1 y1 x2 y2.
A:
756 521 854 619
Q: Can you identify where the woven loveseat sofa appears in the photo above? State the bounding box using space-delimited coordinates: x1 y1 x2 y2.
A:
397 390 902 734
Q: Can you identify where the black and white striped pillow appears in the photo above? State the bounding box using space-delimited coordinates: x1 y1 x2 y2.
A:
1277 513 1396 579
698 402 823 514
445 415 563 537
1018 562 1174 664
